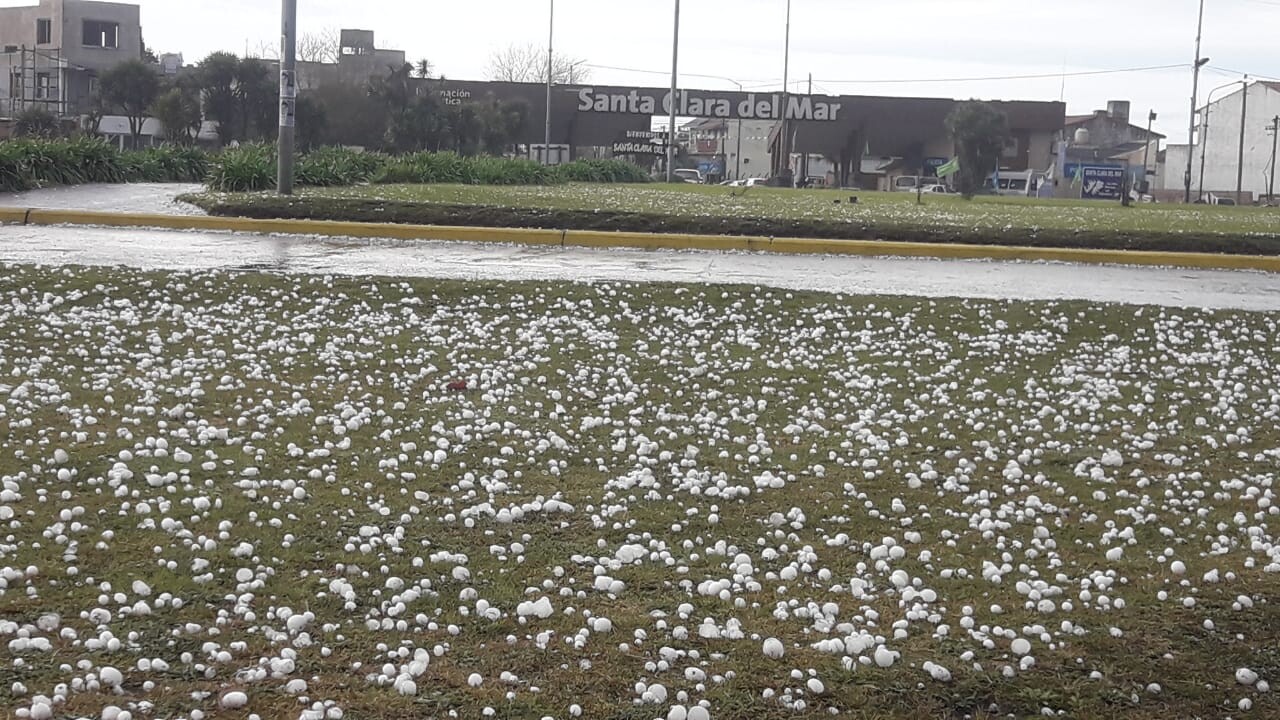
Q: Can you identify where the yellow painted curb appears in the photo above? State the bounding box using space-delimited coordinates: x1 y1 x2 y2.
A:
6 207 1280 274
0 207 28 225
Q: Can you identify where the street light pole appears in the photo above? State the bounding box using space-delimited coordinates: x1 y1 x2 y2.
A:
667 0 680 184
276 0 297 195
1237 78 1248 204
1141 110 1156 193
1268 116 1279 202
1184 0 1206 204
543 0 553 165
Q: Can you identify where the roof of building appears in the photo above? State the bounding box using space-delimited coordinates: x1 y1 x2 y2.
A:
1263 81 1280 92
1064 112 1166 139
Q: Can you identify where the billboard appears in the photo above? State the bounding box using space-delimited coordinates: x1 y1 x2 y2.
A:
1077 165 1125 200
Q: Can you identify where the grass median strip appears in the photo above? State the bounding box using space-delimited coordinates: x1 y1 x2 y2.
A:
2 264 1278 719
182 183 1280 255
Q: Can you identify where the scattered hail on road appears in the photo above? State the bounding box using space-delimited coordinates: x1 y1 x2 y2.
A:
1 263 1277 720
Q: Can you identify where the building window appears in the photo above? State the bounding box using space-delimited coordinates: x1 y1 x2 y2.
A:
36 72 51 99
36 18 52 45
82 20 119 49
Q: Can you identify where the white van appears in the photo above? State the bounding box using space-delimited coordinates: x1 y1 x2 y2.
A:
985 170 1047 197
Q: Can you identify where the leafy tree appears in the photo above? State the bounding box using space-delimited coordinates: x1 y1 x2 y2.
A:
14 107 62 138
312 82 387 148
485 43 589 84
100 59 161 148
197 52 240 145
945 100 1009 199
150 86 202 144
234 58 277 141
295 93 328 151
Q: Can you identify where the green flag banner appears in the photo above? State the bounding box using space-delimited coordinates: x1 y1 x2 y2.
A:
935 157 960 179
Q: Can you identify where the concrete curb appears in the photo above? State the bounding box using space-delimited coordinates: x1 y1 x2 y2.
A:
3 206 1280 273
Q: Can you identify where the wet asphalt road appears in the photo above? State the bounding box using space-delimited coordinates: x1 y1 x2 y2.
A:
2 184 1279 311
3 224 1280 311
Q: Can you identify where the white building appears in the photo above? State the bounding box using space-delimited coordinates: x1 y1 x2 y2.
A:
1187 81 1280 203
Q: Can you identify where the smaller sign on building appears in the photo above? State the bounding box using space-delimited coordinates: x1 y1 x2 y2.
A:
612 140 665 156
1080 166 1125 200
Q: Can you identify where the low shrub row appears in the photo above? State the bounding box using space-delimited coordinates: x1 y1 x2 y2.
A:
0 138 209 192
1 138 653 194
214 146 651 191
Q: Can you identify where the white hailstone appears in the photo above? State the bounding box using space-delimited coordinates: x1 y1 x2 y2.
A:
1101 450 1124 467
1239 698 1253 711
131 580 151 596
102 706 122 720
285 679 307 694
468 673 483 687
1257 680 1271 693
762 638 785 659
220 691 249 709
395 679 417 696
806 678 825 695
53 449 69 464
100 666 124 687
667 706 688 720
687 706 710 720
1105 547 1123 562
1170 561 1187 575
29 701 53 720
1011 639 1032 656
874 646 897 668
1236 668 1259 686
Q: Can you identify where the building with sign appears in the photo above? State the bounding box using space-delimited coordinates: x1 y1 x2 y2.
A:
1058 100 1165 199
402 78 1064 187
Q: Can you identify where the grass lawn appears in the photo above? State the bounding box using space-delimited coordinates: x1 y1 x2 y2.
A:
183 183 1280 255
2 264 1279 720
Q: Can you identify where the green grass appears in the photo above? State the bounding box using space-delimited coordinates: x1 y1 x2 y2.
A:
184 182 1280 255
1 264 1278 720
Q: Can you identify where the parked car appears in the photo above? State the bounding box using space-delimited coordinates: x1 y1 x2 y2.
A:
920 184 952 194
893 175 930 192
723 177 768 188
673 169 704 184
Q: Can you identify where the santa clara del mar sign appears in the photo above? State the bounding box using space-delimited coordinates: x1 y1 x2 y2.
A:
576 87 843 122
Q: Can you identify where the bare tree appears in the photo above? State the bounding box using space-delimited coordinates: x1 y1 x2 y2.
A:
485 43 590 85
297 28 341 64
414 59 434 79
250 39 279 61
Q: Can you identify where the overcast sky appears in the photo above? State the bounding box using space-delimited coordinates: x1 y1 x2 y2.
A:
5 0 1277 140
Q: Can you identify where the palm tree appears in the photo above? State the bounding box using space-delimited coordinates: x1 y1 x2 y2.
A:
414 59 434 79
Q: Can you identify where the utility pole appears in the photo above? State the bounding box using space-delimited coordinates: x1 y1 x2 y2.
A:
1237 79 1248 205
1141 110 1157 194
667 0 680 183
800 72 811 184
276 0 297 195
1184 0 1206 204
1268 116 1279 203
543 0 553 165
779 0 792 185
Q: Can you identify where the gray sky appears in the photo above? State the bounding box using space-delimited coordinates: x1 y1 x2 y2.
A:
5 0 1278 139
